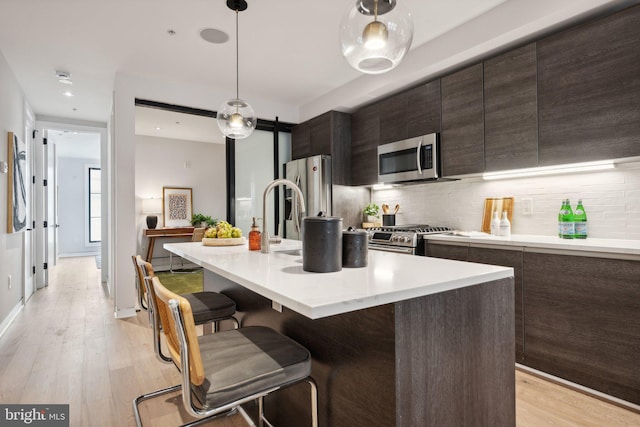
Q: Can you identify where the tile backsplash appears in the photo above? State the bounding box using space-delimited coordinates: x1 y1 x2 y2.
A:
371 160 640 240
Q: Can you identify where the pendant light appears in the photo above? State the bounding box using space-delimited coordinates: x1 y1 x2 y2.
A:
217 0 256 140
340 0 413 74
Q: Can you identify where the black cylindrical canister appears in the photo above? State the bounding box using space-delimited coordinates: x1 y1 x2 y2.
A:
342 227 368 268
302 214 343 273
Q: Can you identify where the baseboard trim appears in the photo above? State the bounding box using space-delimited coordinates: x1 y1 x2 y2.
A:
114 307 137 319
59 252 100 258
0 301 24 339
516 364 640 414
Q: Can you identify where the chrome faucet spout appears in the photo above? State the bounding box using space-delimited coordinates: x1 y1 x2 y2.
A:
261 178 306 253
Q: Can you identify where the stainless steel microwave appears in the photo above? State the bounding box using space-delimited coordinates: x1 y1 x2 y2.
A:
377 133 440 183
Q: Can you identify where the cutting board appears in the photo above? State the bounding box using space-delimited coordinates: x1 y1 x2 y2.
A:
481 197 514 233
202 237 246 246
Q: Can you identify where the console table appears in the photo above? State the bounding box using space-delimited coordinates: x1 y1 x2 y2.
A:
143 227 194 262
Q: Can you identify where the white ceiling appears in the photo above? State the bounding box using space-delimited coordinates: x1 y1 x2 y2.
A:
0 0 635 138
48 130 101 159
135 106 220 143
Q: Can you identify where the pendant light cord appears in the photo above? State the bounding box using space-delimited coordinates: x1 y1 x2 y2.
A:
235 9 239 100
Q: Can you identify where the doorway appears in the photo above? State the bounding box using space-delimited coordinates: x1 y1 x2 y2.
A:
133 99 294 263
33 121 106 289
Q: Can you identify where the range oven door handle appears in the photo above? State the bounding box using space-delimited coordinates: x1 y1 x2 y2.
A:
368 244 415 255
416 138 423 175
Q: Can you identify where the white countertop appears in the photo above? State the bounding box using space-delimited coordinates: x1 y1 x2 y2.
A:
426 232 640 256
164 239 513 319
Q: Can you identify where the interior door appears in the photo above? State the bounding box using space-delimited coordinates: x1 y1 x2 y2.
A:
23 112 35 300
35 130 49 288
47 142 57 266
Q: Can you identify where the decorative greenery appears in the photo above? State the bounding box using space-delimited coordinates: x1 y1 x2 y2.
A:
363 203 380 218
191 213 218 227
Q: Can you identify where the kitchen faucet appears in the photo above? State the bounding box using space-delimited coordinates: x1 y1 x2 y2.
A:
261 178 305 253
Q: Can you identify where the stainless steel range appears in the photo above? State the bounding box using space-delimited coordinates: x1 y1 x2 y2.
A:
367 224 453 255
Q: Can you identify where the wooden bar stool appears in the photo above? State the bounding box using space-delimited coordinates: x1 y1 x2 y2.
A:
133 255 239 359
133 276 318 427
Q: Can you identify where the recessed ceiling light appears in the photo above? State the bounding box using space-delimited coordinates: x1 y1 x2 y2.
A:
156 127 161 131
63 91 74 97
167 29 176 36
200 28 229 44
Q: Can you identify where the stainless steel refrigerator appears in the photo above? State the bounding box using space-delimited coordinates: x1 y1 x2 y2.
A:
284 155 332 240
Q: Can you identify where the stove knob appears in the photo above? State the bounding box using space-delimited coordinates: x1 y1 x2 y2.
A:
403 236 410 243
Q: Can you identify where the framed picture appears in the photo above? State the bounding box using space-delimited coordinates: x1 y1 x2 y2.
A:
162 186 193 227
7 132 27 233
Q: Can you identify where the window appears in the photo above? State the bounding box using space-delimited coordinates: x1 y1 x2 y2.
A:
89 167 101 242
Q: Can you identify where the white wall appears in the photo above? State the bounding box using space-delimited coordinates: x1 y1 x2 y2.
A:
372 160 640 240
57 156 101 256
135 135 226 265
0 50 28 330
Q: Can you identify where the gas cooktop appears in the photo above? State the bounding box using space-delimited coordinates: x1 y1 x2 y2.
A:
367 224 454 255
369 224 453 234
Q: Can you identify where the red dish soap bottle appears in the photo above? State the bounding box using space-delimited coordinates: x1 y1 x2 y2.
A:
249 217 261 251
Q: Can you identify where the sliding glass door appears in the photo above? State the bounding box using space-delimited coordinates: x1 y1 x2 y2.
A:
232 130 292 238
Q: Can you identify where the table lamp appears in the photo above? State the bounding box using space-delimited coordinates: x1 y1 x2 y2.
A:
142 198 162 229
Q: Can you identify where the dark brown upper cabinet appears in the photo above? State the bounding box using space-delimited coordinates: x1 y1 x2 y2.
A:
379 80 441 145
441 63 485 176
291 121 310 160
537 5 640 165
291 111 351 185
350 103 380 186
484 43 538 171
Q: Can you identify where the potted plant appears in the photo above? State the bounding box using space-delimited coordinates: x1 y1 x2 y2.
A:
191 214 217 228
363 203 380 223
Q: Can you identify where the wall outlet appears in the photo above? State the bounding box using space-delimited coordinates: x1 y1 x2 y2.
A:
271 301 283 313
522 198 533 215
8 274 12 289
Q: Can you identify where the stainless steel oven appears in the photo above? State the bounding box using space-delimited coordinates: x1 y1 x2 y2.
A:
377 133 440 184
367 225 453 256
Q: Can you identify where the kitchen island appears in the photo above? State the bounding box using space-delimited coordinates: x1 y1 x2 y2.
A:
165 240 515 427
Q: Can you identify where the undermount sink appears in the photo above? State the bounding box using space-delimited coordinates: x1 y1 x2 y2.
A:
273 249 302 256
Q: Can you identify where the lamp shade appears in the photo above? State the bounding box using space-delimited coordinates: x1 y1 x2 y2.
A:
142 198 162 214
217 98 256 139
340 0 413 74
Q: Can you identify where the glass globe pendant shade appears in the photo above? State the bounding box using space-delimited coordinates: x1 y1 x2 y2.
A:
340 0 413 74
217 98 256 140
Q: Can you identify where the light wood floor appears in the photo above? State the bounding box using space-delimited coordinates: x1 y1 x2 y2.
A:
0 257 638 427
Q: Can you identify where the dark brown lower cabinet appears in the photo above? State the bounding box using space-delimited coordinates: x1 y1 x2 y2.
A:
468 246 524 362
523 252 640 405
425 240 469 261
425 241 524 361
